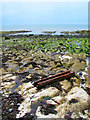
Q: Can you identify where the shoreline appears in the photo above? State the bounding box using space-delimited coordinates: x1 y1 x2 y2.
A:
0 29 89 38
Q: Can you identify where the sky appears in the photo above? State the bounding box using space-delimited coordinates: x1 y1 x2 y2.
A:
0 0 89 2
1 2 88 27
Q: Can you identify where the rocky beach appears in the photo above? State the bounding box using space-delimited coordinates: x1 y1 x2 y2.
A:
0 30 90 119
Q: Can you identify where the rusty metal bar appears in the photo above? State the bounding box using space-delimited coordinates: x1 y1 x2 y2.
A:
33 70 70 86
36 72 75 88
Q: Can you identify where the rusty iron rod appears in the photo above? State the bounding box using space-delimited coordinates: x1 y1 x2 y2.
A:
33 70 70 86
36 72 75 88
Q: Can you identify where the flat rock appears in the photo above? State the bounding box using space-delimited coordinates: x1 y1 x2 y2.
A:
59 80 72 91
71 61 86 72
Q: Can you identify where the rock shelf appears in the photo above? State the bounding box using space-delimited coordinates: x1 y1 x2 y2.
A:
1 34 89 119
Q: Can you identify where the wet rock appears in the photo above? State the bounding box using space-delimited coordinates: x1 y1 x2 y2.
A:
16 97 31 118
40 100 57 115
36 106 58 118
2 92 24 120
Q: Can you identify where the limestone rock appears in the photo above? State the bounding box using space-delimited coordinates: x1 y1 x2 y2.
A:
16 97 31 118
2 74 12 80
54 54 60 61
66 87 89 111
0 68 6 74
71 61 86 72
36 106 58 118
32 87 59 103
56 87 89 118
60 80 72 91
51 95 63 105
70 77 81 87
1 81 15 89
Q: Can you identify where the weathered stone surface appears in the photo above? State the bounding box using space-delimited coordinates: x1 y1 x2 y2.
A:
26 74 32 79
71 60 86 72
85 77 90 95
2 74 12 80
66 87 89 106
36 106 58 118
31 87 59 103
23 82 34 90
70 77 81 87
0 68 7 74
60 80 72 91
51 95 63 105
56 87 89 118
54 54 61 61
1 81 16 89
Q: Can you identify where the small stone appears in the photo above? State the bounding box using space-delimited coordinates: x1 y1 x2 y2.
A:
60 80 71 91
17 103 20 106
0 91 4 94
9 108 13 112
29 64 33 69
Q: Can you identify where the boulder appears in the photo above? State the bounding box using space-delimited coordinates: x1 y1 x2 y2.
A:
56 87 89 118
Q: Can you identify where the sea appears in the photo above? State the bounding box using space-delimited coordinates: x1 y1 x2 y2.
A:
1 24 88 35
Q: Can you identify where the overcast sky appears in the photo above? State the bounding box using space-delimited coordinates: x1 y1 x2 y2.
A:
1 2 88 26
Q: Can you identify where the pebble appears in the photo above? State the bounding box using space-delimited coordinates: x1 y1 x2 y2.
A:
9 108 13 112
17 103 21 106
0 91 4 94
